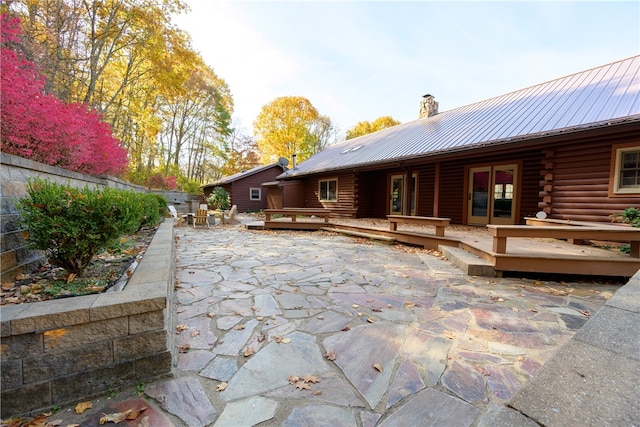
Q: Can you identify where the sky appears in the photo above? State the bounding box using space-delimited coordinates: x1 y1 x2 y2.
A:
173 1 640 140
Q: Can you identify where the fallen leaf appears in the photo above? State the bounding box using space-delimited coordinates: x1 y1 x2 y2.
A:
275 290 282 295
280 338 291 344
372 308 382 312
66 273 76 284
256 316 264 321
257 333 266 342
234 324 245 330
125 407 146 420
75 401 92 414
443 330 456 340
352 304 359 308
295 381 310 390
373 363 384 373
341 326 351 332
207 312 215 318
288 375 300 384
366 317 374 323
274 335 283 343
176 324 189 333
178 343 190 353
312 390 323 396
99 407 142 424
325 350 336 361
190 330 200 338
579 310 591 317
243 346 255 357
293 287 300 293
317 315 324 320
137 415 150 427
251 306 259 311
46 418 63 426
404 301 416 308
216 382 228 391
303 375 319 383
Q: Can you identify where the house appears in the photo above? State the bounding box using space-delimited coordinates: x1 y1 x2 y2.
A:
202 162 286 212
275 56 640 225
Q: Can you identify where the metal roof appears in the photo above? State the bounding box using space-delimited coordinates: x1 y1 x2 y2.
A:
202 162 284 187
281 56 640 179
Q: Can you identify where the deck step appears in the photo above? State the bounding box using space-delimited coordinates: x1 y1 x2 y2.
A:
321 227 397 244
245 221 265 230
439 245 495 277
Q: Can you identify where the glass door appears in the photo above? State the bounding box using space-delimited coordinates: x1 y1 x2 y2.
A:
389 173 417 215
390 174 404 215
467 164 518 225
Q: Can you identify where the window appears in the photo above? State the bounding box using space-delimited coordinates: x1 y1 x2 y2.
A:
319 179 337 201
249 188 261 201
610 144 640 195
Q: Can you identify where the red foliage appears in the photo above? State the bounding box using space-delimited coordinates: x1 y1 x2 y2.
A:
147 173 178 190
0 14 128 175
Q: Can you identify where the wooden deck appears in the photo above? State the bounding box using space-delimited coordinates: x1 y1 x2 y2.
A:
262 216 639 278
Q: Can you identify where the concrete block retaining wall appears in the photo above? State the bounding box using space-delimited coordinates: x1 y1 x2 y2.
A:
0 220 175 418
0 153 196 283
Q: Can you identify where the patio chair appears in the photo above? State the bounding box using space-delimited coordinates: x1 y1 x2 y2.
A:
193 208 211 229
168 205 185 226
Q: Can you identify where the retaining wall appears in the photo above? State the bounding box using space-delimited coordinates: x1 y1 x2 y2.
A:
0 153 196 282
0 220 175 418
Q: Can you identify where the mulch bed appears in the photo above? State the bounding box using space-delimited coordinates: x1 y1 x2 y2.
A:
0 226 157 305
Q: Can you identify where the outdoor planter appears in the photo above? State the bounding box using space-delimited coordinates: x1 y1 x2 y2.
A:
0 221 175 418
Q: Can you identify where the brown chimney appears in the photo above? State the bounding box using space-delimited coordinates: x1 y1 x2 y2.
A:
419 94 438 119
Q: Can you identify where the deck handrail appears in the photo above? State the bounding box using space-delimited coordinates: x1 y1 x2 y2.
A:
487 224 640 257
387 215 451 237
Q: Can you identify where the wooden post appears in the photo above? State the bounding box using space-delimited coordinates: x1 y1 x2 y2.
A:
433 161 440 217
493 236 507 253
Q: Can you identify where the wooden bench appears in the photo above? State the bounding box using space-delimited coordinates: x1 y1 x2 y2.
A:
487 225 640 257
265 208 331 223
387 215 451 237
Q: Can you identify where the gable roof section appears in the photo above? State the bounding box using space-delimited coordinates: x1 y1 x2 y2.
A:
203 162 284 187
282 56 640 179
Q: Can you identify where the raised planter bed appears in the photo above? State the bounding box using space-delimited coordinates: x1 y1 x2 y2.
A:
0 220 175 418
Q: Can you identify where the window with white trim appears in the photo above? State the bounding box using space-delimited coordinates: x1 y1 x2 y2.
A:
249 187 261 201
611 145 640 195
319 179 337 202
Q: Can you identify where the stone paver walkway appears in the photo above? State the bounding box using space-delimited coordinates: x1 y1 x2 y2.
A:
141 219 618 426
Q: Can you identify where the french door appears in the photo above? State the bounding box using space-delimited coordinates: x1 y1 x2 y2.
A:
467 164 518 225
390 173 417 215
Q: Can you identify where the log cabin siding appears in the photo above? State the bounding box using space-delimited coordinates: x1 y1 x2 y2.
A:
357 170 387 218
437 150 543 224
415 164 435 216
438 162 465 224
547 138 640 223
304 172 357 210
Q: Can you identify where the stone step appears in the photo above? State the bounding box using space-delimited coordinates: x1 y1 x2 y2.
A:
439 245 495 277
320 227 397 244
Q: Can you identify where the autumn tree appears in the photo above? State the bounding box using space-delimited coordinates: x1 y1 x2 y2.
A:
0 13 127 175
346 116 400 139
7 0 234 189
221 128 261 176
253 96 334 165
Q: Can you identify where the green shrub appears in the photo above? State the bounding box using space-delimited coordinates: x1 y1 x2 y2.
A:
207 186 230 211
17 179 161 276
611 207 640 227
